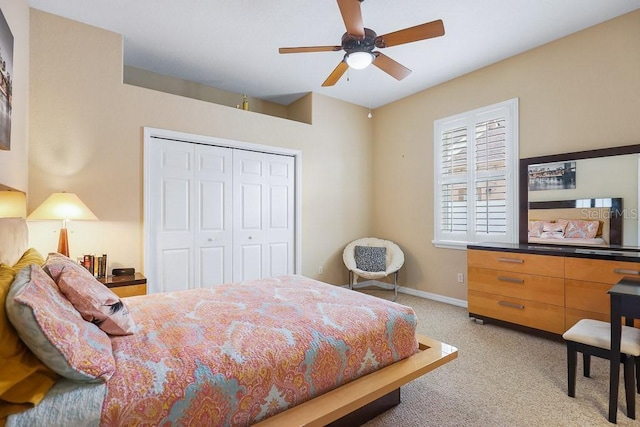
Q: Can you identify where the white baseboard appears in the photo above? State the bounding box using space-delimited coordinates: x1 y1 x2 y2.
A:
398 286 468 308
340 283 468 308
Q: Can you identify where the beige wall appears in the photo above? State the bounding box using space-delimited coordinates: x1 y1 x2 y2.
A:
28 10 373 284
0 0 29 192
373 10 640 302
25 8 640 302
123 66 296 122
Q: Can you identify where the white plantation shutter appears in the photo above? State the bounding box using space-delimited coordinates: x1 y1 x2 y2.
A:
440 125 468 233
475 178 506 234
441 126 467 175
434 99 518 248
441 182 467 233
474 118 507 235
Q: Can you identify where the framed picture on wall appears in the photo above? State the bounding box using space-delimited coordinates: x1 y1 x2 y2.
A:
0 7 13 151
528 161 577 191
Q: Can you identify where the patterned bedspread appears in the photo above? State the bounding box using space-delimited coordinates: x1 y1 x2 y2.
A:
102 275 418 426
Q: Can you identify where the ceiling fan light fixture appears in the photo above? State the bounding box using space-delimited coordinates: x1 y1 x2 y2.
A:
346 51 374 69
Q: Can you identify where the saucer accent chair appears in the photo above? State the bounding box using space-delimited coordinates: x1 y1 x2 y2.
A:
562 318 640 422
343 237 405 301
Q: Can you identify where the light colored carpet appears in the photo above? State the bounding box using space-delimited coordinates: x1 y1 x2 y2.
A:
358 291 639 427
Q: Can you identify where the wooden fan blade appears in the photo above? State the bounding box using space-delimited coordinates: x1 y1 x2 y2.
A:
337 0 365 38
375 19 445 48
322 61 349 87
373 52 411 81
279 46 342 54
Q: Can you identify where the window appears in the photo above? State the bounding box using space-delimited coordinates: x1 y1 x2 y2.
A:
433 98 519 249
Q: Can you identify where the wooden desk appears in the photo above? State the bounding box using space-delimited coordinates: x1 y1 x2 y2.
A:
608 277 640 423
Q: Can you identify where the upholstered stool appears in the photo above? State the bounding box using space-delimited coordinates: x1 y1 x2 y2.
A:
563 319 640 421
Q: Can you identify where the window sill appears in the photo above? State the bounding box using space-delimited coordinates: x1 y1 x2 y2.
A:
432 240 468 250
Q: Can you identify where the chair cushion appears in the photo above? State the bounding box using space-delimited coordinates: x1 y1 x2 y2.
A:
354 246 386 272
343 237 405 282
562 319 640 357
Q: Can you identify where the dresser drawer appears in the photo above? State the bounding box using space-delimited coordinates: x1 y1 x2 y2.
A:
565 257 640 284
565 307 609 331
468 290 565 334
564 279 611 314
468 267 564 306
467 249 564 277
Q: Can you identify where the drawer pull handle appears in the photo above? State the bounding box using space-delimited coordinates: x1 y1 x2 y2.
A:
497 257 524 264
498 301 525 310
498 276 524 284
613 268 640 275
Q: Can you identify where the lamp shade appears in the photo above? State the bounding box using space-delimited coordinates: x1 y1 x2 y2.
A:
28 192 98 221
0 191 27 218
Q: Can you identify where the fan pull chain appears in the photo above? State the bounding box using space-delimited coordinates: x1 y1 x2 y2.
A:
367 67 373 119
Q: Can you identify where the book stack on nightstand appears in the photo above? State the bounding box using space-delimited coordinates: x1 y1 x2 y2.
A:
97 273 147 298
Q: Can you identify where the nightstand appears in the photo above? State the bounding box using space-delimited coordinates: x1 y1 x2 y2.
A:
98 273 147 298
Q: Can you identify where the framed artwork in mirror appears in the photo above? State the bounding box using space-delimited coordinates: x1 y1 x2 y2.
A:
0 7 13 151
528 161 576 191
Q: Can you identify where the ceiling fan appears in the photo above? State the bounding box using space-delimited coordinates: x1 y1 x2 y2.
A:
279 0 445 87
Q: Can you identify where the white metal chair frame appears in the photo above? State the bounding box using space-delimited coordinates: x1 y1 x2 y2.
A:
343 237 405 301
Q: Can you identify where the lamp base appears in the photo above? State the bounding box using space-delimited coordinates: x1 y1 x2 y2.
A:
58 228 69 257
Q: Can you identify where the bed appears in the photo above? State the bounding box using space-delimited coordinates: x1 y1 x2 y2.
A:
527 198 623 247
0 218 457 426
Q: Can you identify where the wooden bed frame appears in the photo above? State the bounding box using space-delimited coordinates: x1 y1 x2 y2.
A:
256 334 458 426
0 217 457 426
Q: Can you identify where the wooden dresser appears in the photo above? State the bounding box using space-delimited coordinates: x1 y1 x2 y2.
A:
467 244 640 334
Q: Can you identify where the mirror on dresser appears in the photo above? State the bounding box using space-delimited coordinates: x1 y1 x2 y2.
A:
519 144 640 248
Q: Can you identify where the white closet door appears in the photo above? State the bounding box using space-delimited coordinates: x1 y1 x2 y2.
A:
194 144 233 287
148 139 195 293
233 150 295 281
147 135 296 292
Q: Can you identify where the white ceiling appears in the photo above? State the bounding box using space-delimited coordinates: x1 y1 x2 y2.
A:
28 0 640 109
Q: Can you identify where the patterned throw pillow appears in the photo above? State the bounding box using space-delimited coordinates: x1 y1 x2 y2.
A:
6 264 115 382
563 219 600 239
541 221 566 239
354 246 387 272
528 221 545 238
43 254 135 336
0 248 59 419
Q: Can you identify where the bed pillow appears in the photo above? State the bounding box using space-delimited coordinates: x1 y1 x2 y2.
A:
355 246 387 272
541 221 566 238
43 254 135 335
528 221 545 238
0 249 59 421
562 219 600 239
6 264 116 382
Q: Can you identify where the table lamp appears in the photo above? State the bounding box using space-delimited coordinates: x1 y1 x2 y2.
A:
27 192 98 257
0 190 27 218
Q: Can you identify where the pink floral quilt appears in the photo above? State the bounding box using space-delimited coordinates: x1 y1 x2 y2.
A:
101 275 418 426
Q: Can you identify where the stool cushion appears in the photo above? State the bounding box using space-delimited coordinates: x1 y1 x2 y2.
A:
563 319 640 357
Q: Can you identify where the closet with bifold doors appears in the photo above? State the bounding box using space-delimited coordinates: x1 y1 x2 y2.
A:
144 132 296 294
